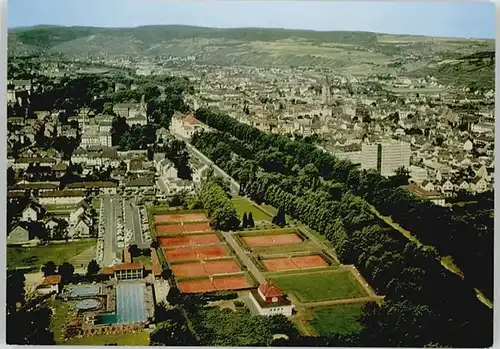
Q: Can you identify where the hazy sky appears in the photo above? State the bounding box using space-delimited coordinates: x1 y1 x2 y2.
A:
8 0 496 39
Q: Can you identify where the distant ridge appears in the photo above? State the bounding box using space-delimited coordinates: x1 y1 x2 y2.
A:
8 24 494 41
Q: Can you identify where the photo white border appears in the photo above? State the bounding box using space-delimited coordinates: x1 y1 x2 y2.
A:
0 1 497 349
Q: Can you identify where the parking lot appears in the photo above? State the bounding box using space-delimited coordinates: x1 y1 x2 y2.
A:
97 196 123 267
123 200 152 248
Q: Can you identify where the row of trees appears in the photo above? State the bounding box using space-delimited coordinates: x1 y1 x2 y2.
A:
200 176 240 231
190 120 492 347
194 107 493 299
156 291 300 347
241 212 255 228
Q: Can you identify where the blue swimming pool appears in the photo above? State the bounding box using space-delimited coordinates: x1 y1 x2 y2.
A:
71 285 101 297
96 283 147 325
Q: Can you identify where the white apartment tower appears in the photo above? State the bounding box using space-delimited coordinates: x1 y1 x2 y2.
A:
361 139 411 177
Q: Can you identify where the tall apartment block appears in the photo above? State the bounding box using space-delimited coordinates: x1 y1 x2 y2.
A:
361 139 411 177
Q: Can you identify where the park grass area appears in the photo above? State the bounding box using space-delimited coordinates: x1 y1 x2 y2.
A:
48 298 73 344
260 203 295 223
238 227 300 237
65 331 150 346
270 270 367 303
309 304 364 336
231 197 272 222
133 254 153 268
91 198 101 210
7 239 97 269
150 205 171 215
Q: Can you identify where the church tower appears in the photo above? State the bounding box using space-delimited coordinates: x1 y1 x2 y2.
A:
322 76 330 105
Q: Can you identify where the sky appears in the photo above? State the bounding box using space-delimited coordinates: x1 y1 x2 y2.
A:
7 0 496 39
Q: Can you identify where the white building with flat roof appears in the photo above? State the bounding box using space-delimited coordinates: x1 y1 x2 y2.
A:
380 139 411 177
361 143 379 172
361 139 411 177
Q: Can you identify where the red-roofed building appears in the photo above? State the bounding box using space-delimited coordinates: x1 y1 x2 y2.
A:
37 275 62 294
170 114 208 140
258 283 285 303
249 282 294 316
402 183 446 206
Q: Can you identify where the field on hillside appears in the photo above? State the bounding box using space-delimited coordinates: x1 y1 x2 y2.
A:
7 240 97 269
8 25 494 77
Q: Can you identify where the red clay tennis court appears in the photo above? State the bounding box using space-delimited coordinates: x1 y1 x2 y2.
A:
262 255 329 271
164 245 229 262
212 275 251 290
156 224 184 235
172 259 241 278
159 234 221 249
154 212 208 224
183 222 212 233
156 222 213 235
241 233 303 247
178 275 251 293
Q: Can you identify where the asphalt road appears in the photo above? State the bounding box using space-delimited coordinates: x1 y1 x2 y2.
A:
123 199 144 246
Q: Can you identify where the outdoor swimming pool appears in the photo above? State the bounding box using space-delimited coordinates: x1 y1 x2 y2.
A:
96 283 147 325
70 284 101 297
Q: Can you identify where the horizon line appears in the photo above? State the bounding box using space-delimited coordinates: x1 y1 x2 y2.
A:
7 23 494 41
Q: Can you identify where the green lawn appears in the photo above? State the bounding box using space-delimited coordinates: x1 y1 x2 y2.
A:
231 197 272 222
48 298 73 343
270 270 367 303
260 203 295 223
133 254 153 268
309 304 364 336
65 331 150 346
91 198 101 210
7 240 97 269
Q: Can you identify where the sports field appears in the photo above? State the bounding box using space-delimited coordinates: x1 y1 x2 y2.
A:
270 270 368 302
159 234 221 249
172 259 241 278
231 197 272 221
309 304 364 336
156 222 212 235
163 245 229 262
154 212 208 224
241 233 303 247
262 255 329 271
178 275 251 293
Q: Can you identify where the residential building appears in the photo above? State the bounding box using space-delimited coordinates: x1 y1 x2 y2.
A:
36 275 62 295
170 114 208 139
7 225 33 245
38 190 86 205
22 203 44 221
402 183 446 206
408 165 428 184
